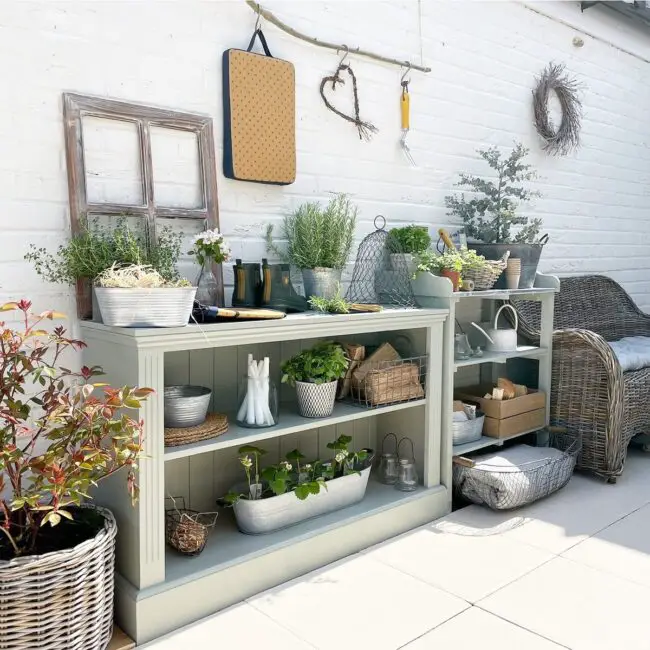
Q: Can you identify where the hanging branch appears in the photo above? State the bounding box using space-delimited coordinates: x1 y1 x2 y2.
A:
244 0 431 73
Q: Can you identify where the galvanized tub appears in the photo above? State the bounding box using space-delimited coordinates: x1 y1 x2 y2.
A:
232 466 372 535
164 385 212 428
302 267 342 300
94 287 197 328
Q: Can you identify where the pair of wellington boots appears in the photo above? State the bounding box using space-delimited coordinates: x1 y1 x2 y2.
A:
232 258 309 313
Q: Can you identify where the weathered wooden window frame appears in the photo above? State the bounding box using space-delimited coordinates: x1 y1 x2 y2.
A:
62 92 223 314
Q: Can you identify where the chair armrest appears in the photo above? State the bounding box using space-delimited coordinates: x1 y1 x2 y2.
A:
553 328 622 378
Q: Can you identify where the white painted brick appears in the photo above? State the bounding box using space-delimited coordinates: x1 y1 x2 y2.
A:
0 0 649 321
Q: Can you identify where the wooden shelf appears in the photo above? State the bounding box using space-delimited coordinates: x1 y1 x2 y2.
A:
164 399 427 461
155 480 440 596
452 425 544 456
454 345 548 369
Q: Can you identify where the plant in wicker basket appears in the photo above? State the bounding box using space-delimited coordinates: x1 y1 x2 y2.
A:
0 299 152 649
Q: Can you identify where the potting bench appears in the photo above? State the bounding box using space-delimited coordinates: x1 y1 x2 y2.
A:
81 307 448 644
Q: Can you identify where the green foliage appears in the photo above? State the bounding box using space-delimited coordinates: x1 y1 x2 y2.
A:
223 437 369 504
445 143 542 244
416 248 488 275
386 225 432 255
281 342 348 387
308 285 352 314
24 218 183 285
0 300 152 558
266 194 357 270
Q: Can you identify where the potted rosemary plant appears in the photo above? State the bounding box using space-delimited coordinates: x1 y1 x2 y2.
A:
0 300 152 650
94 264 196 328
266 193 357 300
24 218 183 320
223 437 373 534
281 341 349 418
445 143 546 288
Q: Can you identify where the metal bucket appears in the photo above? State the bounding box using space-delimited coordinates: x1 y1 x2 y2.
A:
302 268 342 300
94 287 197 327
232 466 372 534
164 385 212 428
469 238 547 289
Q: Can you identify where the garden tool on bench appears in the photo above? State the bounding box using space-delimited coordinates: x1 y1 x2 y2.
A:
261 259 309 313
400 67 416 166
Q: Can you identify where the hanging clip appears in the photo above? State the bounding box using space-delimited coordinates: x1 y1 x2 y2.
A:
254 2 262 31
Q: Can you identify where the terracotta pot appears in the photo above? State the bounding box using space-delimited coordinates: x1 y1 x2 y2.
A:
441 269 461 291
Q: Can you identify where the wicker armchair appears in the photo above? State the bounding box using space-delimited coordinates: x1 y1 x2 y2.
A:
514 275 650 482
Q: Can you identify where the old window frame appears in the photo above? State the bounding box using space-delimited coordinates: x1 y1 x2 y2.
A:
62 92 223 312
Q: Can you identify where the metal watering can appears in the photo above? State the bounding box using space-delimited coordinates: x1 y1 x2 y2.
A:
471 304 519 352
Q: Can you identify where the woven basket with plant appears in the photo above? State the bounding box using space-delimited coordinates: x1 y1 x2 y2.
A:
462 252 509 291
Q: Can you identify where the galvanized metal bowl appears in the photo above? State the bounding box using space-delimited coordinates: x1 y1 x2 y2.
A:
164 386 212 428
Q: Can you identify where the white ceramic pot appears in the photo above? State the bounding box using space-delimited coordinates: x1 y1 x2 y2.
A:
95 287 197 328
232 467 372 534
295 380 338 418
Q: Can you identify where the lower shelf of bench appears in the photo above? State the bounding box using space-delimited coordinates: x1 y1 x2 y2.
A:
115 481 449 644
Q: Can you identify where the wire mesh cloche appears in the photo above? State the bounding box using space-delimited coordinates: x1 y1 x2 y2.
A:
345 216 418 308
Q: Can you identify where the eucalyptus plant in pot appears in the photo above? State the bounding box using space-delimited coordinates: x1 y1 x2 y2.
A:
0 300 152 650
222 436 373 534
445 143 547 288
386 225 431 274
24 217 183 320
266 194 357 300
281 342 349 418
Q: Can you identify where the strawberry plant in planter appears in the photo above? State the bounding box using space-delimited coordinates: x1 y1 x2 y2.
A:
0 299 152 650
222 436 374 534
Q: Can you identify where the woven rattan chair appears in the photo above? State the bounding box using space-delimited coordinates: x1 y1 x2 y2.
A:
514 275 650 482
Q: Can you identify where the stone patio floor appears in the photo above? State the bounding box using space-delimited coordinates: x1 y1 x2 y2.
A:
144 449 650 650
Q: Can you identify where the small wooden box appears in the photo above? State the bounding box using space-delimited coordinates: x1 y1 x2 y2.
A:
455 386 546 439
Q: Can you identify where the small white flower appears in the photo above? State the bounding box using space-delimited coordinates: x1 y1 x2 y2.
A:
281 461 292 471
304 464 312 471
335 452 346 463
240 455 253 469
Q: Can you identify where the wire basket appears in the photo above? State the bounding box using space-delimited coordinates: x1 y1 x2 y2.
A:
348 355 426 408
165 496 218 556
462 259 507 291
453 431 580 510
452 413 485 446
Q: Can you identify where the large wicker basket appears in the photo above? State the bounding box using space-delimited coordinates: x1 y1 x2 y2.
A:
463 259 507 291
0 506 116 650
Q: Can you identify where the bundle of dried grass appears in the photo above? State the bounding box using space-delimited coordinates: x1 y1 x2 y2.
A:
96 264 192 289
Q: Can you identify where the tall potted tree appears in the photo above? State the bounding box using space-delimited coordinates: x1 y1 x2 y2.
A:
445 143 547 288
266 194 357 300
0 300 152 650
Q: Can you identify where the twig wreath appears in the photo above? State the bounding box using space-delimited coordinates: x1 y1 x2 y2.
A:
320 62 378 141
532 63 582 156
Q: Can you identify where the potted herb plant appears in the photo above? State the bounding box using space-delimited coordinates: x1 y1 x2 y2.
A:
266 193 357 300
25 218 183 320
0 300 152 650
281 341 349 418
386 225 432 273
223 437 373 534
94 263 196 328
445 143 547 288
188 228 231 306
415 250 464 291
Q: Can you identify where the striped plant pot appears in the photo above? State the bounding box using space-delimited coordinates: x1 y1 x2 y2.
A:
0 506 117 650
295 380 338 418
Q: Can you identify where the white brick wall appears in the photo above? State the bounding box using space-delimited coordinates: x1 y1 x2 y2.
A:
1 0 649 326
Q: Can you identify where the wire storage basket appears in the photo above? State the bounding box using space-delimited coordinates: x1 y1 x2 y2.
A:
348 355 426 408
453 431 580 510
165 496 218 556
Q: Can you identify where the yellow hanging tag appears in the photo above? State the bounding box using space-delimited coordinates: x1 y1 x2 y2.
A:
400 85 410 131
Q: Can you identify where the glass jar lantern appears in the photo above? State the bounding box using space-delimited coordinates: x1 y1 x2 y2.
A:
378 433 399 485
396 437 418 492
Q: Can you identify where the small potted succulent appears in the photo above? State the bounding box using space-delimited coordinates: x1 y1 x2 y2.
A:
0 300 152 650
188 228 231 307
223 436 373 534
266 193 357 300
386 225 432 274
94 263 196 328
24 218 183 320
281 341 349 418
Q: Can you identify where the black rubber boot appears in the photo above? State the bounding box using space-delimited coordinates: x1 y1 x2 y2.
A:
261 259 309 313
232 259 262 308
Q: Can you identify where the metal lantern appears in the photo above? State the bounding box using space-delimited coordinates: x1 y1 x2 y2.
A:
378 433 399 485
396 437 418 492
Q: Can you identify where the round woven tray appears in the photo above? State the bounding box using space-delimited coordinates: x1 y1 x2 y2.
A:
164 412 228 447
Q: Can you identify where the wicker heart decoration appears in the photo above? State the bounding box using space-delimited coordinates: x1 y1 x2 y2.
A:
319 63 378 142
